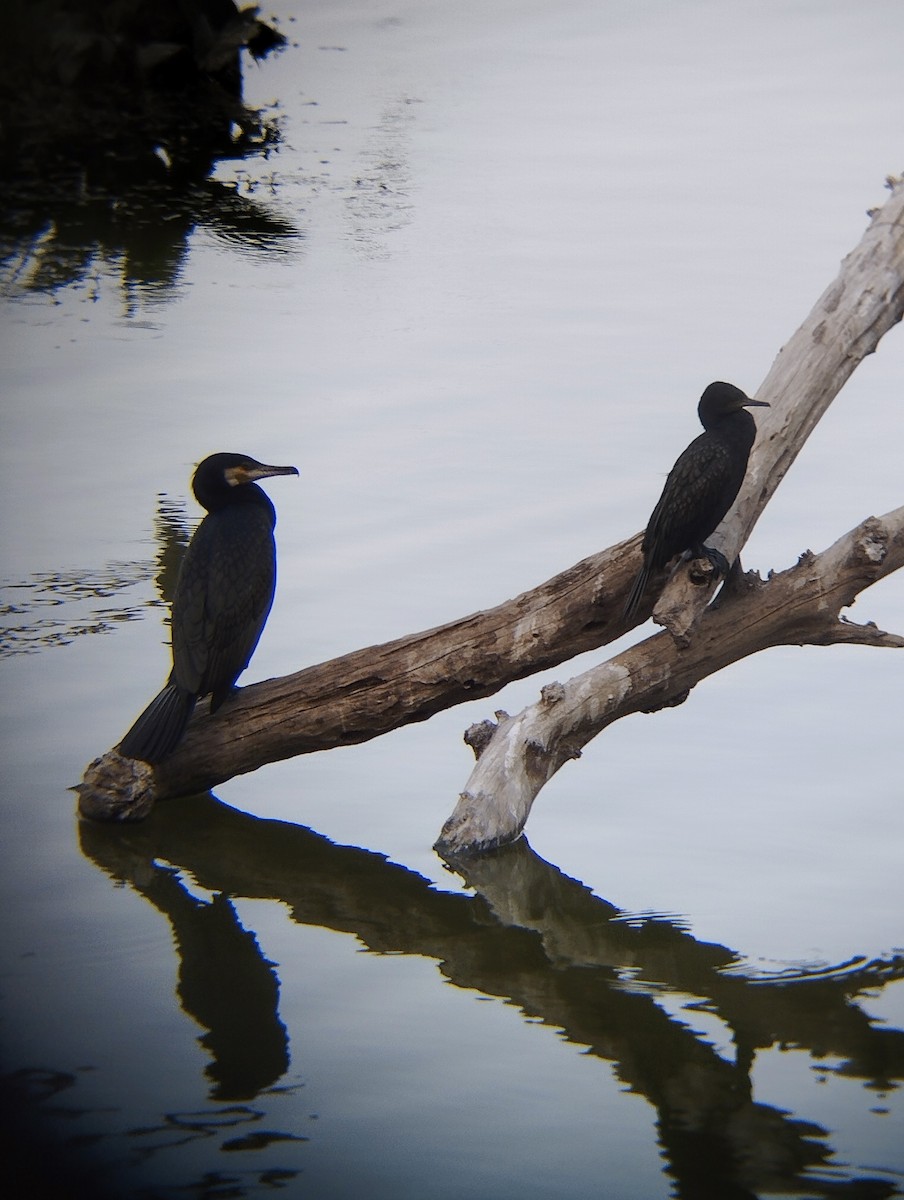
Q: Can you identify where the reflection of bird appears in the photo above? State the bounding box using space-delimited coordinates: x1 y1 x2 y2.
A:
120 453 299 764
623 383 769 621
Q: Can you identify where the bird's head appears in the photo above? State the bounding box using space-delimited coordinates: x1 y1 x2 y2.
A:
698 382 769 427
192 453 299 509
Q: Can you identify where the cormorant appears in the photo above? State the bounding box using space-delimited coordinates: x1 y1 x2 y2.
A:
119 452 299 764
622 382 769 621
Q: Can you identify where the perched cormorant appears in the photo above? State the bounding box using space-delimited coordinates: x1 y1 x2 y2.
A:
119 453 299 764
622 382 769 621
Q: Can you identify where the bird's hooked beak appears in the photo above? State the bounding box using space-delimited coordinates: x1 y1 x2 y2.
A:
226 461 300 487
743 395 770 408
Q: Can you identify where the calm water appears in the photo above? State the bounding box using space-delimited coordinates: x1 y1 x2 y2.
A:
2 1 903 1197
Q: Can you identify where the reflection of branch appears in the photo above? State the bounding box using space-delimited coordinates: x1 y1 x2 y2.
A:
447 844 904 1095
78 797 904 1199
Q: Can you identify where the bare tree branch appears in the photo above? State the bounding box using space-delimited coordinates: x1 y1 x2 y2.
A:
77 177 904 823
657 173 904 640
436 508 904 854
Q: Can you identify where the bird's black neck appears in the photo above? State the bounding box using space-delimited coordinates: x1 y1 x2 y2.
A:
195 479 276 525
704 407 757 451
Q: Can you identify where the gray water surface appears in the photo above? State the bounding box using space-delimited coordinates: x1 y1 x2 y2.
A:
2 2 903 1197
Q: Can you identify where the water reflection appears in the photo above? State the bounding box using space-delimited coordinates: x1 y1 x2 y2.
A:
344 95 419 260
0 562 153 656
1 1065 122 1200
0 0 300 309
79 797 904 1199
137 871 289 1101
1 1062 302 1200
0 495 188 657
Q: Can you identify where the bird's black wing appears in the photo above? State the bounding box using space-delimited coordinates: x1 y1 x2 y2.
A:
643 432 739 568
171 506 277 704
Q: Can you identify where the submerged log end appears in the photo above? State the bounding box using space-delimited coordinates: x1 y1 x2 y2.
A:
74 751 157 822
434 790 524 857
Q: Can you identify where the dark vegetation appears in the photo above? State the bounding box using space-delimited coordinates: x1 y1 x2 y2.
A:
0 0 296 301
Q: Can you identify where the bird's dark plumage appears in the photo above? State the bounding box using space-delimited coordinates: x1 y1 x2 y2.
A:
622 382 768 622
120 453 298 764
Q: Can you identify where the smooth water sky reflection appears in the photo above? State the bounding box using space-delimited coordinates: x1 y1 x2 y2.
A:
2 1 903 1197
3 0 902 956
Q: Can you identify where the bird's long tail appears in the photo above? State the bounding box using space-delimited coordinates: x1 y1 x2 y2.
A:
622 560 651 623
119 684 196 764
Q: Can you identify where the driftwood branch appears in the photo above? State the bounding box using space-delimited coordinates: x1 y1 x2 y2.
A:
658 173 904 641
77 177 904 822
436 508 904 853
76 530 643 819
433 175 904 852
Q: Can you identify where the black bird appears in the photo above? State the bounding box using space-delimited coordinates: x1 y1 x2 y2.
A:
622 382 769 622
120 453 299 764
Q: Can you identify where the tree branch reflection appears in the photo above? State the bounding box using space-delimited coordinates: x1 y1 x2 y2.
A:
79 796 904 1199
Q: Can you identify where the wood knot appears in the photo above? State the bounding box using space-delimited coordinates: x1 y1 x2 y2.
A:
854 518 887 567
464 719 498 760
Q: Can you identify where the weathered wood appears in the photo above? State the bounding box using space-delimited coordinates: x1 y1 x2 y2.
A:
657 174 904 641
437 508 904 853
77 177 904 822
435 176 904 851
77 532 644 818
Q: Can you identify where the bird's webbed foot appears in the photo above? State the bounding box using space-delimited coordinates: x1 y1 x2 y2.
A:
699 545 731 579
680 544 731 588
